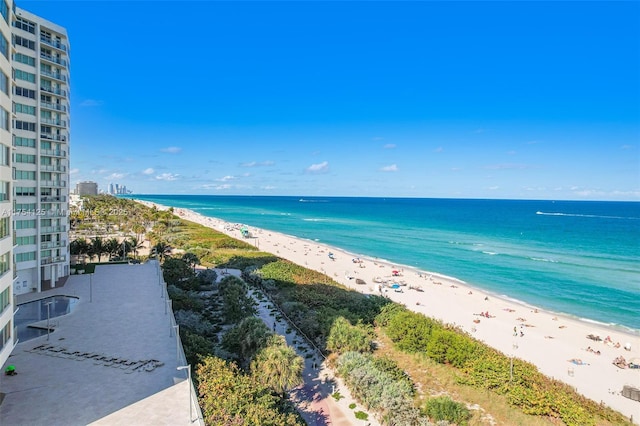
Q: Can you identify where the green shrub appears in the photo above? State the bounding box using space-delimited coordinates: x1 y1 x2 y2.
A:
424 396 471 425
354 411 368 420
326 316 373 354
349 403 356 409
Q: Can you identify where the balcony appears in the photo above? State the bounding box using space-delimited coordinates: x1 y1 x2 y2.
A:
40 69 66 82
40 133 66 142
40 196 66 202
41 240 66 249
41 225 66 234
40 86 67 97
40 180 66 188
40 52 67 67
41 209 67 217
40 36 67 52
40 117 67 127
40 101 66 112
41 255 66 265
40 164 66 172
40 148 67 157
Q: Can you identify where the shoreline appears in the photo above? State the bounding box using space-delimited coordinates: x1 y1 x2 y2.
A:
139 200 640 422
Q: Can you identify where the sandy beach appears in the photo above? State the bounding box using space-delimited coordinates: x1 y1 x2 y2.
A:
141 201 640 422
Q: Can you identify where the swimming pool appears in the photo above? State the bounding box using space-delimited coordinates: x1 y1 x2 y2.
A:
15 296 79 342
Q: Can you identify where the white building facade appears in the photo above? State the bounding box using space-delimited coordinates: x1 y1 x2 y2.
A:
12 7 70 297
0 0 15 368
0 1 70 369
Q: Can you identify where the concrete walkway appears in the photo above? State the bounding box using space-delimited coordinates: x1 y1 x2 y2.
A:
248 286 379 426
0 261 201 426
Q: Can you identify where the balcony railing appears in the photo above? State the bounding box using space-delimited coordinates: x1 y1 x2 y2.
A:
40 209 67 217
41 225 66 234
40 149 67 157
40 196 66 202
41 255 66 265
40 69 66 82
40 52 67 67
40 36 67 52
40 101 66 112
40 164 66 172
41 240 66 249
40 180 66 188
40 86 67 97
40 134 66 142
40 117 67 127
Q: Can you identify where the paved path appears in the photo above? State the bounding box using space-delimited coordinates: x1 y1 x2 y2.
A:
248 287 379 426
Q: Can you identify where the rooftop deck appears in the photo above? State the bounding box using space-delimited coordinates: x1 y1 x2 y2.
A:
1 261 202 425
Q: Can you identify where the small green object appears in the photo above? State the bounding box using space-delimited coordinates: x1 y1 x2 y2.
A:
5 365 15 372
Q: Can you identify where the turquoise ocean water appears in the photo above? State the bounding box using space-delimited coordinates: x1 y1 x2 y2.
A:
129 195 640 332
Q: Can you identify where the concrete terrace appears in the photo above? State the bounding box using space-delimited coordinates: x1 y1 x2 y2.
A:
0 261 202 426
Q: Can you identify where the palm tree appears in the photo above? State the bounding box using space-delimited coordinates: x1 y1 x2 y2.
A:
132 223 145 242
70 238 91 264
152 241 172 262
105 237 120 260
251 336 304 398
181 252 200 271
90 236 106 262
120 239 132 260
129 236 144 260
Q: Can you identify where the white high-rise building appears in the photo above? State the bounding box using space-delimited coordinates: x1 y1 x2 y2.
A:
0 2 70 368
0 0 15 368
12 7 70 297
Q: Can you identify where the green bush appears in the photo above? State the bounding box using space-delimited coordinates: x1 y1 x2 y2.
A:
354 411 368 420
326 316 373 354
424 396 471 425
348 403 356 409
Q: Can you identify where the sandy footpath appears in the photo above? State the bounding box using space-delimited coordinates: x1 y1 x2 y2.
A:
141 201 640 422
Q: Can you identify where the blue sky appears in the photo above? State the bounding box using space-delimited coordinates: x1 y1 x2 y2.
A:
22 1 640 200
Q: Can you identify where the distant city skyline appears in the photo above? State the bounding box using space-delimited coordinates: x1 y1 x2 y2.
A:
22 1 640 201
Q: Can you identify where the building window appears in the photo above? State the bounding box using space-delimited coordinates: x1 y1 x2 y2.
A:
0 181 8 200
14 86 36 99
14 69 36 83
14 186 35 196
0 320 11 352
0 34 7 59
0 71 7 96
14 35 35 50
15 251 36 262
0 107 8 131
0 287 9 315
16 235 36 245
0 217 9 238
14 53 35 66
14 17 35 34
14 203 36 212
14 170 35 180
0 144 8 166
14 154 36 164
14 120 35 132
15 219 36 229
0 0 8 24
14 136 36 147
14 103 36 115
